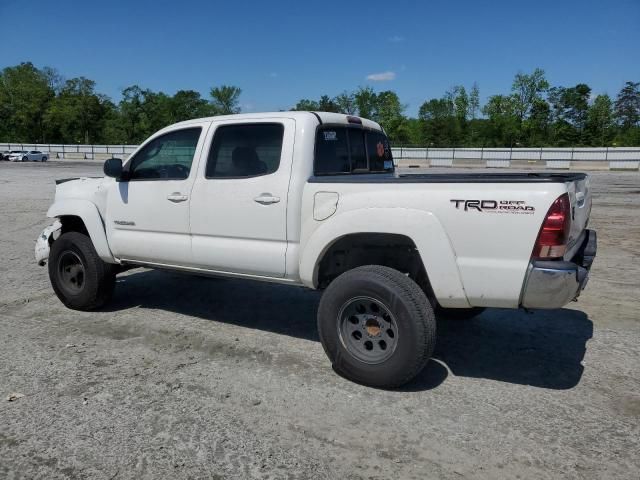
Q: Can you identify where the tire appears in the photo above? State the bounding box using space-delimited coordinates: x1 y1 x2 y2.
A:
22 156 28 162
48 232 116 310
436 307 486 321
317 265 436 388
42 156 47 162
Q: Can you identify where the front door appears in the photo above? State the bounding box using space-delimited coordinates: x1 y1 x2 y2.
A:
105 124 208 265
189 119 295 277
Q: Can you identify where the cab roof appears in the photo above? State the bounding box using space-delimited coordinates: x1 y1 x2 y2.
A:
171 111 383 131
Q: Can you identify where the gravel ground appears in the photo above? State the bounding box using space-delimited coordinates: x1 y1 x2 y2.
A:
1 161 638 479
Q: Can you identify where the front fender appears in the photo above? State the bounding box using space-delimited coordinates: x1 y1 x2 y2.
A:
299 207 470 307
47 199 116 263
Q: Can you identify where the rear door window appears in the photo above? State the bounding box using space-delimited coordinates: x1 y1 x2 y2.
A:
206 123 284 178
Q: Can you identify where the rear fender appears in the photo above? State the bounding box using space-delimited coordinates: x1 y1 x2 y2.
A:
300 207 470 307
47 199 115 263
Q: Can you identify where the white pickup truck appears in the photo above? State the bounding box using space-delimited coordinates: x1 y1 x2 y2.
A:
36 112 597 387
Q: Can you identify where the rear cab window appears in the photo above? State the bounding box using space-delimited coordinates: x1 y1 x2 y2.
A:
314 126 394 175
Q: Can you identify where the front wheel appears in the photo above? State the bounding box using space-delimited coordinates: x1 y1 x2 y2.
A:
317 265 436 388
48 232 116 310
22 156 28 162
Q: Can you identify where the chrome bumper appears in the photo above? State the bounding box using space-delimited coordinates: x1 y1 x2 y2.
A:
521 229 597 309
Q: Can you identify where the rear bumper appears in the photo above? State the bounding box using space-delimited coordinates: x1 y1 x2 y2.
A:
520 229 597 309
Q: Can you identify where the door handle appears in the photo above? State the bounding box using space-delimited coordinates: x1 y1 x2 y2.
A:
254 194 280 205
167 193 188 203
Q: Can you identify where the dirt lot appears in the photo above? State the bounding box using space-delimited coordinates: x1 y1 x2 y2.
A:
1 161 638 479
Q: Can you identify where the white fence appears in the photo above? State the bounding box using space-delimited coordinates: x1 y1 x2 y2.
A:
391 147 640 170
0 143 138 159
2 143 639 170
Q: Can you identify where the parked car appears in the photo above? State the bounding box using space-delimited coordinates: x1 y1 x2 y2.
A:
35 112 596 388
6 150 27 161
18 150 48 162
2 150 11 160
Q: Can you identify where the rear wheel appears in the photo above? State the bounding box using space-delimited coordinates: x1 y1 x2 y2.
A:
22 156 28 162
48 232 116 310
41 156 48 162
317 265 436 388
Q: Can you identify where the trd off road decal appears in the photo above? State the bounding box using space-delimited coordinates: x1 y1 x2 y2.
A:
450 199 535 214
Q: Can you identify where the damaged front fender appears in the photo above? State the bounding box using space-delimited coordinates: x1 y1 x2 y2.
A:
34 220 62 266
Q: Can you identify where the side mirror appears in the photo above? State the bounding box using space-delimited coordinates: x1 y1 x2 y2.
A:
104 158 123 180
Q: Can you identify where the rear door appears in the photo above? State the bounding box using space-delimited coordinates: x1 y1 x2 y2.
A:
189 119 295 277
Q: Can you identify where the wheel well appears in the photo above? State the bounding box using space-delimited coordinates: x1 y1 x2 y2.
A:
316 233 436 303
59 215 89 236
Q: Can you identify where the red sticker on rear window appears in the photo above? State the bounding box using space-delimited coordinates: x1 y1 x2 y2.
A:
376 141 384 157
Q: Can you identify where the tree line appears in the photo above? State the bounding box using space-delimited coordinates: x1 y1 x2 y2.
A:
1 62 638 147
0 62 242 145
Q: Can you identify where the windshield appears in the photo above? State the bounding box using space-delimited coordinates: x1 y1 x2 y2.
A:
314 127 394 175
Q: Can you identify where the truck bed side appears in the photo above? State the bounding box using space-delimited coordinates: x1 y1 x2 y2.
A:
300 177 575 308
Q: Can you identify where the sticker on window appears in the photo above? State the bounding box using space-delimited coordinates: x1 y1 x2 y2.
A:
384 160 393 169
323 131 337 141
376 141 385 157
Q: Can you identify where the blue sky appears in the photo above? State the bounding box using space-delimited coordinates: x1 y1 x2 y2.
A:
1 0 639 116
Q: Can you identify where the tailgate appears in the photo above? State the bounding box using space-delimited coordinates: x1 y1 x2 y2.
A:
565 175 592 259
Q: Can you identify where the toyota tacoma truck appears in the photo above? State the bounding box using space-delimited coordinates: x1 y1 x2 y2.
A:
35 112 597 388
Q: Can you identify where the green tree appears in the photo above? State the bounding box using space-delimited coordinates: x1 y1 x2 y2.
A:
548 84 591 145
42 66 64 94
376 90 406 142
334 91 356 114
468 82 481 145
469 82 480 120
403 118 424 145
524 98 551 146
453 86 469 122
101 101 127 144
119 85 147 142
614 81 640 128
419 98 456 146
1 61 639 148
482 94 519 146
291 98 320 111
586 94 615 145
171 90 212 122
210 85 242 115
140 90 174 134
0 62 54 142
317 95 341 112
44 77 109 143
354 86 378 120
511 68 549 122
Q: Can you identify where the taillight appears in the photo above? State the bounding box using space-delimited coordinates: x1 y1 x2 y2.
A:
532 193 571 259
